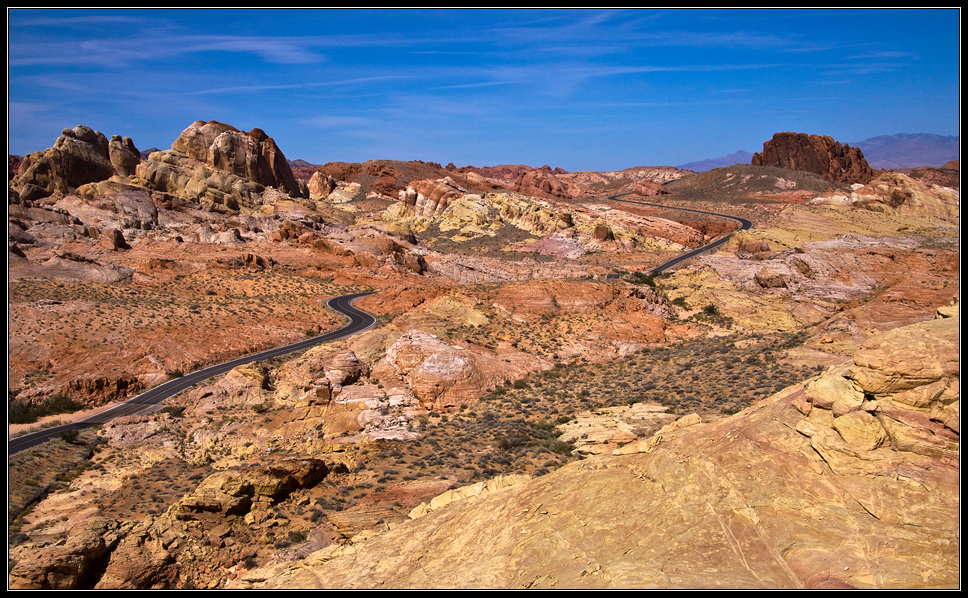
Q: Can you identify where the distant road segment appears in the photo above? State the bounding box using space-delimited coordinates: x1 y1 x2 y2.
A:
607 194 753 274
8 292 376 455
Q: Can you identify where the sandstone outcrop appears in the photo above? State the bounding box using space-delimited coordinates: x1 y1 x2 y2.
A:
847 171 959 220
53 185 159 232
307 171 337 200
10 459 344 589
8 250 135 284
59 375 143 405
172 459 333 520
170 120 301 197
752 132 876 185
8 516 121 589
383 188 704 262
383 329 547 409
314 159 506 201
238 312 959 589
134 120 305 213
12 125 141 202
398 177 465 219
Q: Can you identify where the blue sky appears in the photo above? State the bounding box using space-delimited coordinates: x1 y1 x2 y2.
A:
7 8 961 171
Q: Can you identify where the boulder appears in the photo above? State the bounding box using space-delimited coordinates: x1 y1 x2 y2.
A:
307 171 337 199
173 459 332 520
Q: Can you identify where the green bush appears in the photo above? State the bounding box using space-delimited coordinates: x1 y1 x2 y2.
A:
59 429 80 444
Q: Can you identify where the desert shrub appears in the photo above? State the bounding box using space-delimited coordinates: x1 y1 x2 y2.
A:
628 271 657 287
160 406 185 418
59 429 80 444
532 420 556 432
540 438 574 455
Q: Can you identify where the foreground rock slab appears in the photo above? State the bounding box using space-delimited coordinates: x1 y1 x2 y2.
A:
234 310 959 589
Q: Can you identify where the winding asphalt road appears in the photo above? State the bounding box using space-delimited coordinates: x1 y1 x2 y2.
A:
8 292 376 455
10 198 749 455
607 193 753 273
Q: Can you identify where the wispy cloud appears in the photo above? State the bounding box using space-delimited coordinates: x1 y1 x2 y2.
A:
6 9 959 169
302 116 380 129
10 14 148 27
186 83 309 95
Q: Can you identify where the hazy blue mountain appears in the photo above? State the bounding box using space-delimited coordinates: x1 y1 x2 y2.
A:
850 133 959 169
677 150 754 172
288 159 320 169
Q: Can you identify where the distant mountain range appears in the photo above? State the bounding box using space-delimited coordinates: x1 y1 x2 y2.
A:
677 151 754 173
850 133 959 169
678 133 959 172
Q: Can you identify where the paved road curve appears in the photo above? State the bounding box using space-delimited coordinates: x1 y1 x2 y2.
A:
8 292 376 455
608 194 753 273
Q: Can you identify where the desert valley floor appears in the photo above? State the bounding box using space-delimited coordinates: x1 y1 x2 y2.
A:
7 123 959 589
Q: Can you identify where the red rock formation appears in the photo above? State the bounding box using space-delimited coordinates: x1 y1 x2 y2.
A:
512 168 570 199
314 160 505 199
9 154 23 181
752 132 876 185
456 164 569 179
631 179 670 197
60 375 143 405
